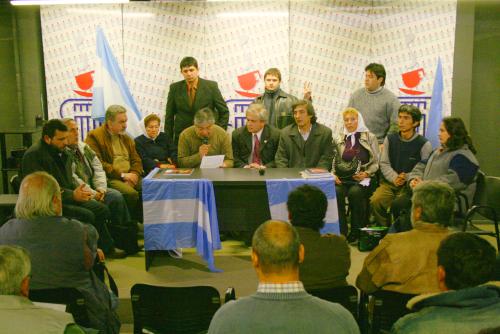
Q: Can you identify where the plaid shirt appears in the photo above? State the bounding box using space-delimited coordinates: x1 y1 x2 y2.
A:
257 281 305 294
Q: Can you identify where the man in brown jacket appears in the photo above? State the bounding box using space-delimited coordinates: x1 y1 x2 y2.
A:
86 105 144 220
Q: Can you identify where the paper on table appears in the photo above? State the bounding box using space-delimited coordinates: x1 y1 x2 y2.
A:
200 155 225 168
359 177 371 187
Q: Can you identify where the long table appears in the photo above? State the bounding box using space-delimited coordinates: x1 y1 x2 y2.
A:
143 168 339 271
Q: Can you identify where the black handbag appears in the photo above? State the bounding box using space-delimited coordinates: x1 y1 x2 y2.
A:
93 261 119 297
335 157 361 181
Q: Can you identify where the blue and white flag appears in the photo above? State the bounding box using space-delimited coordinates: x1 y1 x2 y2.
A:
142 171 221 272
427 58 444 149
93 27 143 137
266 178 340 235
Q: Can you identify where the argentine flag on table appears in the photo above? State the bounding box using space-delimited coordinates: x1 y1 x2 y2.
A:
93 27 143 138
426 58 444 149
266 178 340 235
142 171 222 272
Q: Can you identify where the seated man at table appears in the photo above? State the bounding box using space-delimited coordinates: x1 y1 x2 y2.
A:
275 100 333 170
177 107 233 168
208 220 359 334
0 245 86 333
287 184 350 290
392 233 500 333
356 181 453 295
232 103 280 168
85 104 144 221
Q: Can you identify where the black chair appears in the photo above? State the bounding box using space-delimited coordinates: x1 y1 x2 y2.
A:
461 173 500 249
307 285 359 321
130 284 222 334
363 290 416 334
10 174 21 194
29 288 90 327
224 287 236 303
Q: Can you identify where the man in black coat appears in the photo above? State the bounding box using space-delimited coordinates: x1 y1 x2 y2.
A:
232 103 280 168
20 119 125 258
165 56 229 144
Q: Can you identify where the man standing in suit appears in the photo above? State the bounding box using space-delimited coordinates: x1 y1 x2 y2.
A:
165 56 229 144
275 100 333 170
232 103 280 168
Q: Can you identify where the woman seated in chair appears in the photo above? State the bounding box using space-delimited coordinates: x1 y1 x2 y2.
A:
0 172 120 334
332 107 380 242
391 117 479 230
135 114 177 175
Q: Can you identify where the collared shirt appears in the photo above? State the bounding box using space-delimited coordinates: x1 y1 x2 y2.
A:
298 124 312 141
257 281 305 294
248 128 264 164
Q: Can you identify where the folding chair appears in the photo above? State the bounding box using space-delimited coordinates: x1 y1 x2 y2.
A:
461 174 500 249
29 287 90 327
307 285 359 321
130 284 222 334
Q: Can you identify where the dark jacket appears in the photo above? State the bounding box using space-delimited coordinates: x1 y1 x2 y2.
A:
165 77 229 142
275 122 334 170
85 124 143 180
254 89 299 129
231 124 280 168
135 132 178 174
20 140 76 204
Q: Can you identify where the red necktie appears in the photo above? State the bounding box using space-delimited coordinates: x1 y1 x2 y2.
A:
252 134 261 165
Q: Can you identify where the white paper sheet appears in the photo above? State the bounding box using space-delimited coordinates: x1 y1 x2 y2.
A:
200 155 224 168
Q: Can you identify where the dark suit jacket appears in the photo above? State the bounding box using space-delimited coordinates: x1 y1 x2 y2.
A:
21 140 76 204
275 122 334 170
231 125 281 168
164 77 229 142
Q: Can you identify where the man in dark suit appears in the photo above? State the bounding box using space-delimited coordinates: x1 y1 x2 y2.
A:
232 103 280 168
165 56 229 144
275 100 333 170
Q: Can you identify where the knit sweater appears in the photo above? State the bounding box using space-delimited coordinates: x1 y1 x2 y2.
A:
348 87 400 143
208 290 359 334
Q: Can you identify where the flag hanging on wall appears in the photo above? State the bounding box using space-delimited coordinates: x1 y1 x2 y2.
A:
93 27 143 137
426 58 444 149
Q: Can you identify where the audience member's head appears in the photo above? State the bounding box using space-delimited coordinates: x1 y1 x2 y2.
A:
42 119 68 151
411 181 454 227
264 68 282 92
144 114 161 139
293 99 316 125
437 232 496 291
287 185 327 231
105 105 128 135
0 245 31 297
251 220 304 279
398 104 422 128
194 108 215 139
245 103 268 134
15 171 62 220
440 117 476 154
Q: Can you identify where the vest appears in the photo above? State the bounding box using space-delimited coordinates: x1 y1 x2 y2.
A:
388 133 427 173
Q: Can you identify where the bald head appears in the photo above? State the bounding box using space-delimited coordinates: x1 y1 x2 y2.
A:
15 172 62 220
252 220 301 275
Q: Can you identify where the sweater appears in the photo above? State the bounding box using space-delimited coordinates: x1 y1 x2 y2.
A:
208 290 359 334
348 87 400 143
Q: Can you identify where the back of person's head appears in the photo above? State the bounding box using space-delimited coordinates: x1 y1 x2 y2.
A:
0 245 31 296
442 117 476 154
42 119 67 139
287 185 327 231
438 232 496 290
252 220 301 275
411 181 454 226
15 171 61 220
180 56 198 69
365 63 386 86
194 108 215 125
292 99 317 124
105 105 127 122
399 104 422 125
264 68 282 81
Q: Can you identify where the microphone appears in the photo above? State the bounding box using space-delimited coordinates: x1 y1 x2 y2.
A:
201 138 209 145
